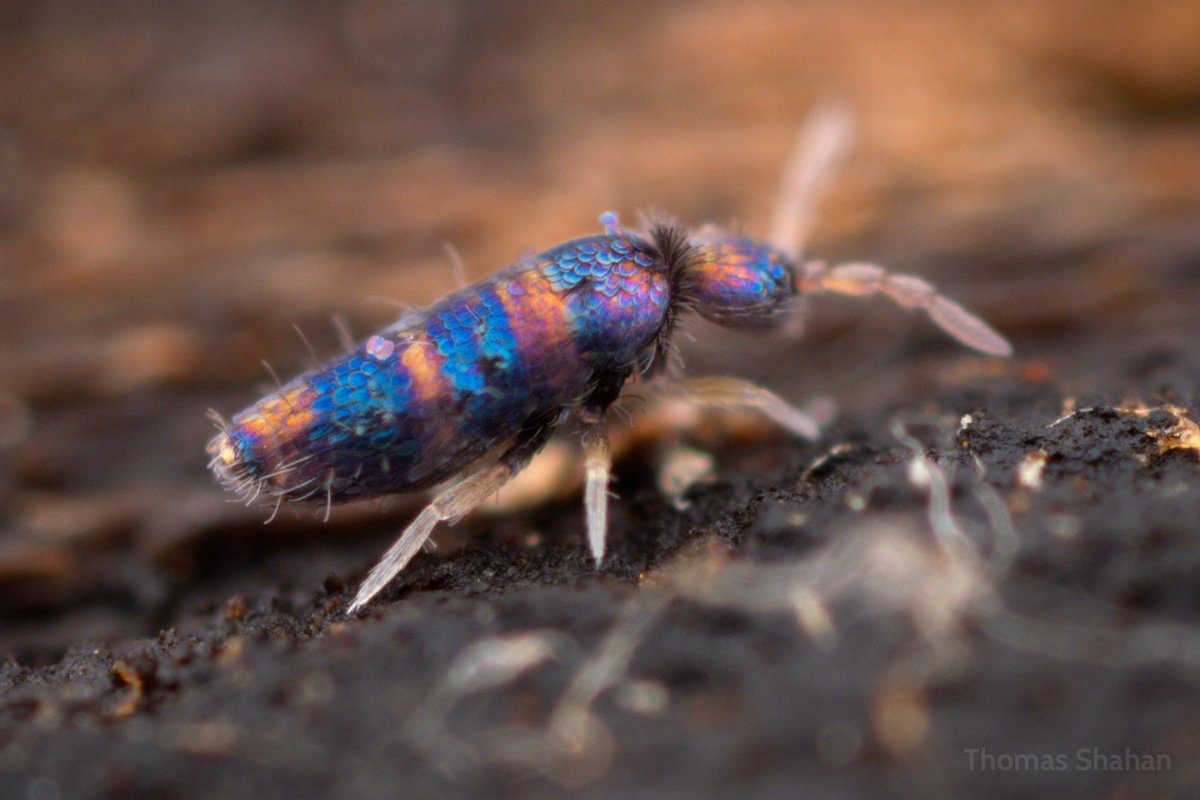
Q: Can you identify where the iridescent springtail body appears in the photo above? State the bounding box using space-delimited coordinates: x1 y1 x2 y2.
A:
208 103 1011 613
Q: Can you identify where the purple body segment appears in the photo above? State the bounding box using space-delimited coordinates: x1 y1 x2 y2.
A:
209 228 674 504
688 233 795 328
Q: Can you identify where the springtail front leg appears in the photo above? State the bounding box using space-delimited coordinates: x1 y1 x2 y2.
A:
665 375 833 441
581 414 613 567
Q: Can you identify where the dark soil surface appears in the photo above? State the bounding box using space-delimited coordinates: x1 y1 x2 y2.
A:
2 2 1200 798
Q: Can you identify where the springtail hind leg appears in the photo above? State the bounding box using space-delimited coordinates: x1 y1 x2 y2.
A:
347 414 560 614
346 462 512 614
796 261 1013 357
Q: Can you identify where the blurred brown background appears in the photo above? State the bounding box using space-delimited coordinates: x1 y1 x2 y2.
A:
2 0 1199 648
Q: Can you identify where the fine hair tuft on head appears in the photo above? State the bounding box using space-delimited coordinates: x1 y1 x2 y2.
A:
648 223 697 297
